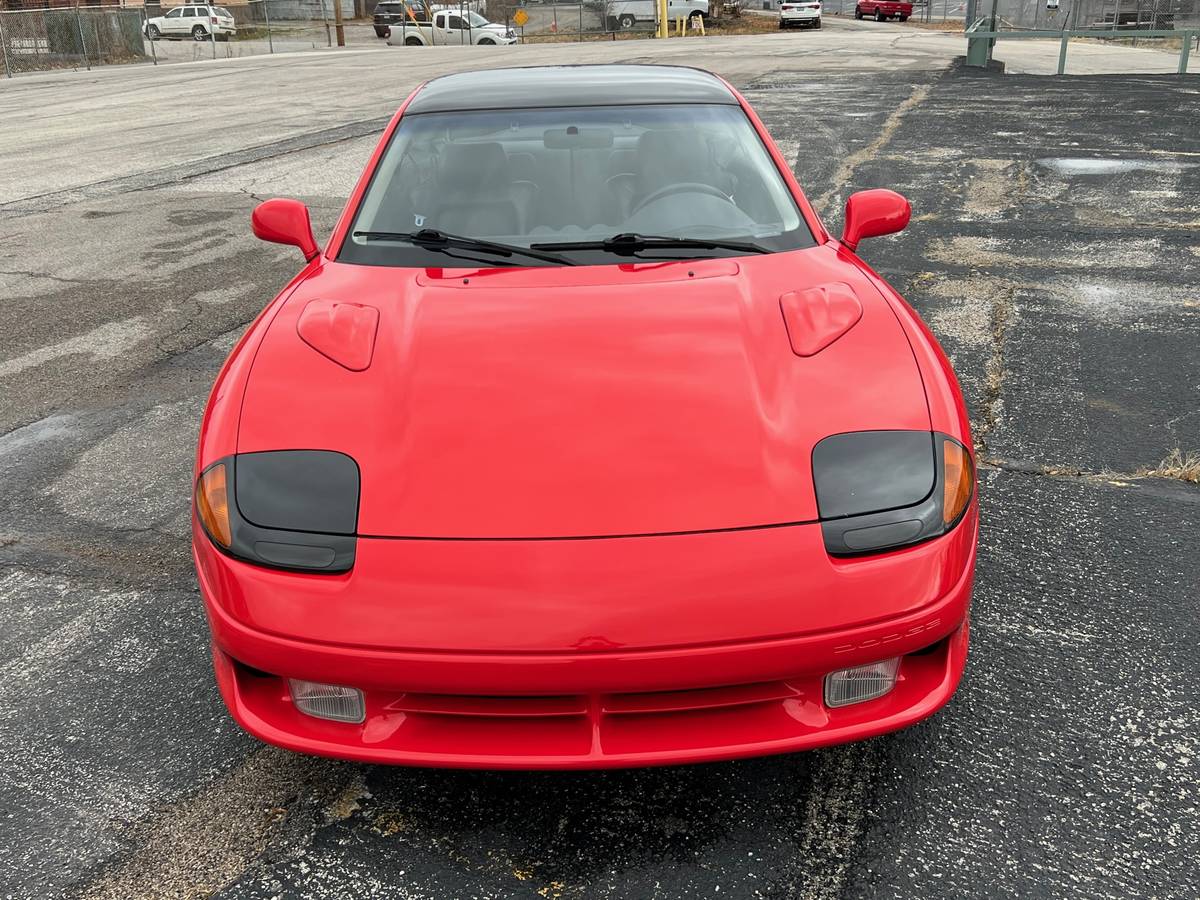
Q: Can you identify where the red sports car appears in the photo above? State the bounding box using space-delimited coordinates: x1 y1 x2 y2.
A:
193 64 976 769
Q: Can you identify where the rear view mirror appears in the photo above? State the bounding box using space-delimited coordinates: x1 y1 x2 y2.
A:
543 127 615 151
251 198 319 261
840 189 911 251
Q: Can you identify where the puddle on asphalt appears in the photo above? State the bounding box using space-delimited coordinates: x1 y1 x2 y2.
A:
1054 278 1200 324
1036 157 1195 176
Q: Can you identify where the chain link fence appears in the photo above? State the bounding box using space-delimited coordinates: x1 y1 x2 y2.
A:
135 0 634 65
971 0 1199 30
0 6 148 74
1 0 764 74
817 0 966 21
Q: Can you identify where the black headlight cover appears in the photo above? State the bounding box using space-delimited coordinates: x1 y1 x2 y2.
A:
813 431 971 556
197 450 359 573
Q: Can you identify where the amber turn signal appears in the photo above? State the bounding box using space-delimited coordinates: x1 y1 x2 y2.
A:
942 440 973 526
196 463 232 548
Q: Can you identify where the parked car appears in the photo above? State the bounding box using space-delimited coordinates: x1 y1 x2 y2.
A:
195 64 978 769
607 0 707 29
854 0 912 19
780 0 821 27
144 4 237 41
385 6 516 43
372 0 408 37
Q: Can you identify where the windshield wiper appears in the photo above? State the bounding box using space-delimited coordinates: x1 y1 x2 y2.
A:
354 229 577 266
529 232 771 256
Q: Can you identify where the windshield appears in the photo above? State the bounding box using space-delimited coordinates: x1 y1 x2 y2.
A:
465 10 489 26
340 104 814 267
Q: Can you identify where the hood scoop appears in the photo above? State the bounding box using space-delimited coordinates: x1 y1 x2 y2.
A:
780 283 863 357
297 299 380 371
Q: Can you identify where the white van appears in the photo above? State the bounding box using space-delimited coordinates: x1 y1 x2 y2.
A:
606 0 708 29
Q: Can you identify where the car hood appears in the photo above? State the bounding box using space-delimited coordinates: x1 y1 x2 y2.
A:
238 246 930 538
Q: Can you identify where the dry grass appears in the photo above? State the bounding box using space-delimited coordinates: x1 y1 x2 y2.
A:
1070 34 1186 51
519 29 652 41
707 13 789 34
1138 449 1200 484
900 19 967 31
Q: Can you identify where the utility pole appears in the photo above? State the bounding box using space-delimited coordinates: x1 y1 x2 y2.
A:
333 0 344 45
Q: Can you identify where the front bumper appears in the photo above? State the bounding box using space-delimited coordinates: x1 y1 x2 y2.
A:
196 510 976 769
781 10 821 22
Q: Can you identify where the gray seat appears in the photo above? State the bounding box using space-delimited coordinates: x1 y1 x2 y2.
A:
604 148 639 224
435 142 522 236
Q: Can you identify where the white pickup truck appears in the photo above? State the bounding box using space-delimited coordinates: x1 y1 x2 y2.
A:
385 8 517 45
606 0 708 29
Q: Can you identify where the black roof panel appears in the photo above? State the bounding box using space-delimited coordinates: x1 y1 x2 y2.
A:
405 65 738 114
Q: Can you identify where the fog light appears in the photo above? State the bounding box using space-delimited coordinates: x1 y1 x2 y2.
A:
288 679 365 723
824 657 900 708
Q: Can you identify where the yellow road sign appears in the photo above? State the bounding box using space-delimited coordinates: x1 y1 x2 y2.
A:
513 8 529 26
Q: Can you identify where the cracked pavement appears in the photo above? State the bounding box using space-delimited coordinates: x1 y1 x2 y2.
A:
1 33 1198 900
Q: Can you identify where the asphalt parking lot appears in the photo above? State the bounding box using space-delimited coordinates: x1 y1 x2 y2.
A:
1 29 1198 900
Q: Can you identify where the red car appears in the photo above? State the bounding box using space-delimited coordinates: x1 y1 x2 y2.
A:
855 0 912 19
193 65 976 769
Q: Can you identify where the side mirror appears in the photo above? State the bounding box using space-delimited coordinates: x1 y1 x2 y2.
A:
840 189 911 252
251 198 319 261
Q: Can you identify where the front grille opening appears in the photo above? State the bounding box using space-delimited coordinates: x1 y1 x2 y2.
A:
907 635 948 657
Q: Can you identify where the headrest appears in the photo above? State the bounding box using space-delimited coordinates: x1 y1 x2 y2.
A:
636 130 714 186
440 142 511 194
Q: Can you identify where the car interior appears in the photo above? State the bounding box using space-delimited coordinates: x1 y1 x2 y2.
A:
353 107 806 247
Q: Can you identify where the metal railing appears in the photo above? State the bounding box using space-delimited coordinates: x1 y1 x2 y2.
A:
964 15 1198 72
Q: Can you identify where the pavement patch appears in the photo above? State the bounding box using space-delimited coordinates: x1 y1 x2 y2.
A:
81 749 357 900
217 746 880 900
0 570 253 899
0 318 152 380
47 398 204 535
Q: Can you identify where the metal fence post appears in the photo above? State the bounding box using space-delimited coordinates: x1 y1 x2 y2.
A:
1178 29 1192 75
75 2 91 71
1056 30 1068 73
143 7 157 64
322 0 331 46
0 13 11 78
263 0 273 53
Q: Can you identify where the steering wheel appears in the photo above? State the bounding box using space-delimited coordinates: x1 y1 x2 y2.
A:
631 182 731 216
